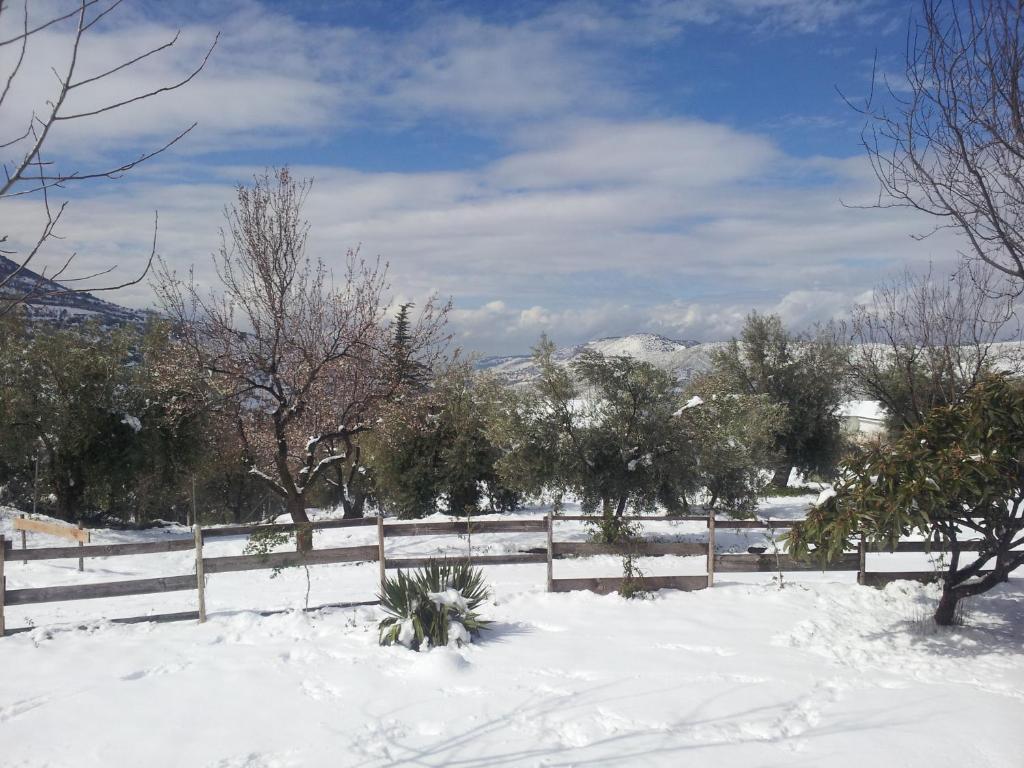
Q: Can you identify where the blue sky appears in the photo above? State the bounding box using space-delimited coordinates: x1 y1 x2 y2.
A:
3 0 961 353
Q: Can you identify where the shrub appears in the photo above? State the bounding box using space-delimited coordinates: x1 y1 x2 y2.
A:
378 560 492 650
786 374 1024 625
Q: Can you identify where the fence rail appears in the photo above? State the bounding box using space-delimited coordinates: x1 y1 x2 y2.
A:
1 512 1014 636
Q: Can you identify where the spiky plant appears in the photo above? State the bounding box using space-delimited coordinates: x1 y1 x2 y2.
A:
378 559 492 650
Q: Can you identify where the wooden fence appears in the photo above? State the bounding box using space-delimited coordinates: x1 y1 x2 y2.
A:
0 512 1011 636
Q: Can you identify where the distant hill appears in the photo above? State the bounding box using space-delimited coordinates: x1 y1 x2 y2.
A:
477 331 1024 387
0 254 153 329
477 333 723 384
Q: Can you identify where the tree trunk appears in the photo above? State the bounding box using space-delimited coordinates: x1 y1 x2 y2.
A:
287 494 313 552
54 462 85 523
340 491 366 519
771 462 792 489
614 496 628 518
934 587 961 626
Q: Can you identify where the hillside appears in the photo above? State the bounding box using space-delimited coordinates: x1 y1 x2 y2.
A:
479 332 1024 387
0 254 152 329
478 333 722 384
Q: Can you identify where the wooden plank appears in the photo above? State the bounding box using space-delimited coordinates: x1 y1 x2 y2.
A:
1 534 6 636
5 574 198 606
383 520 547 537
385 553 548 570
714 519 805 529
707 511 716 588
3 600 383 636
555 515 707 523
714 553 860 572
552 541 707 558
377 517 386 592
194 524 206 623
201 517 377 539
202 545 379 575
10 538 195 561
874 540 988 553
549 575 707 594
14 517 89 543
77 523 85 572
545 515 553 592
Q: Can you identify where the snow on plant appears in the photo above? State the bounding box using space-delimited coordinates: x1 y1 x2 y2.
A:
378 560 491 650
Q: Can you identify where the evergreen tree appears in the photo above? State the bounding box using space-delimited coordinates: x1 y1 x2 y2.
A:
710 313 848 485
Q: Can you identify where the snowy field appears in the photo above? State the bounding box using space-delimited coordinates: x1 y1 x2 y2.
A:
1 499 1022 767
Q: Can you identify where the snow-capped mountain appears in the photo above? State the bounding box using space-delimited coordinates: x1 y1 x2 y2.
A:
0 254 153 329
477 333 721 384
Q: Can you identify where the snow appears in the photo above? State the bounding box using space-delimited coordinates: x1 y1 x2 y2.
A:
839 399 887 422
428 588 469 613
672 395 703 416
815 487 837 506
120 414 142 433
1 501 1021 767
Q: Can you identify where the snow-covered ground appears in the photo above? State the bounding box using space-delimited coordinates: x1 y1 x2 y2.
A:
2 499 1022 767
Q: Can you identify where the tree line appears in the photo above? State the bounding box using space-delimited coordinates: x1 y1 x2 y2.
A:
1 167 1016 551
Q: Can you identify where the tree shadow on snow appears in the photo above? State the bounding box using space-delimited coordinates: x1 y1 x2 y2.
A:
865 578 1024 659
348 678 910 767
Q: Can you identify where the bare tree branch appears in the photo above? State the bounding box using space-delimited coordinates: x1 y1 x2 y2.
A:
0 1 217 314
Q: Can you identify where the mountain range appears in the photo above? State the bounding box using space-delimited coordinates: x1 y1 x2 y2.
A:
0 254 153 329
476 333 724 384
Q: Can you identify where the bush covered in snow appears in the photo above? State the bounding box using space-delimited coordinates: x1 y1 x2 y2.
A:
378 560 492 650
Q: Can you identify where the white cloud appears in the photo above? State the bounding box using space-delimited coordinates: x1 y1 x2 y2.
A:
0 0 950 355
2 113 963 353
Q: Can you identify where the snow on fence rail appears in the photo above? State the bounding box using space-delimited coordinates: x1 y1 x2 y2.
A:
0 513 1014 636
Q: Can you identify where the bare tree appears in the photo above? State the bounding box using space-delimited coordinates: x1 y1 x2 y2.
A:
855 1 1024 287
156 169 448 549
847 261 1019 430
0 0 217 315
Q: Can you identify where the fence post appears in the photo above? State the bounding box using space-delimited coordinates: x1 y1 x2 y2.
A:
194 524 206 623
20 513 26 565
707 509 716 588
545 514 554 592
857 533 866 586
376 517 386 593
77 522 85 572
1 534 6 636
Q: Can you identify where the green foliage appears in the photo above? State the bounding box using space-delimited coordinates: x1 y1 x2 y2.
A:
786 374 1024 624
710 313 848 481
372 363 522 518
683 375 787 516
0 318 207 522
618 552 648 599
378 560 492 650
493 338 699 523
242 527 295 577
390 302 430 390
588 514 642 545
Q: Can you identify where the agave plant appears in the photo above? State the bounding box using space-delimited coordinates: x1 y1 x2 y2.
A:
378 559 492 650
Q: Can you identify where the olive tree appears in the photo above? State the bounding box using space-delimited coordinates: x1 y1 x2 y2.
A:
493 339 699 540
710 313 849 486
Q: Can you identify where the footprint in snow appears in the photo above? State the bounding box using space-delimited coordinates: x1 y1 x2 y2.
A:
207 752 298 768
0 695 49 723
300 680 343 701
120 662 190 681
